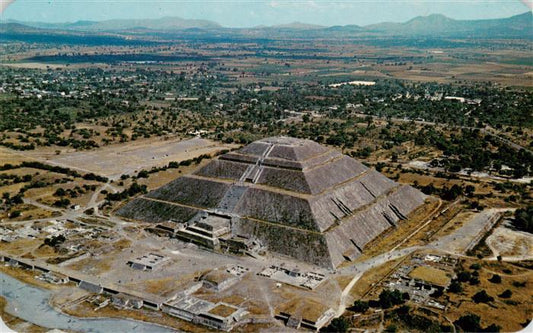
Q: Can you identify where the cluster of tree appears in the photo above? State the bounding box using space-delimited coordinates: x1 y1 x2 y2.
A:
512 206 533 234
424 129 532 178
2 64 531 159
132 154 214 180
387 305 449 333
45 135 100 150
1 192 24 206
82 173 108 182
194 77 531 129
376 289 410 309
320 317 349 333
105 183 147 201
1 88 140 131
0 173 32 187
0 162 107 183
492 181 530 203
350 289 409 313
351 298 456 332
54 184 96 199
419 183 466 201
0 65 222 149
350 290 505 332
53 198 71 208
454 314 501 332
44 234 66 247
448 267 484 293
0 141 35 150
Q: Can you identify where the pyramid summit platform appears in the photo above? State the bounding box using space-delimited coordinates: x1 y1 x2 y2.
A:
117 136 427 268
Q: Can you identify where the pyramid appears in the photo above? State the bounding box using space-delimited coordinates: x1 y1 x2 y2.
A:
117 137 427 268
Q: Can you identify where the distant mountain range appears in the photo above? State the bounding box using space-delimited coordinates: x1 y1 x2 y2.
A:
365 12 532 36
2 11 532 38
7 16 222 31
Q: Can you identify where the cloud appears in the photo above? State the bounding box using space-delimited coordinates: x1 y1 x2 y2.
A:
308 1 321 9
269 0 323 9
521 0 532 9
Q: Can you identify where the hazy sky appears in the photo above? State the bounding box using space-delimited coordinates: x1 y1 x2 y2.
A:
1 0 531 27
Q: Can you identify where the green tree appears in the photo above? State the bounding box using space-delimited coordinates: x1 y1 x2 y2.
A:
448 281 462 293
472 290 494 303
512 206 533 233
498 290 512 298
385 324 397 333
321 317 349 333
9 211 21 218
489 274 502 284
379 289 405 309
352 300 369 313
455 314 482 332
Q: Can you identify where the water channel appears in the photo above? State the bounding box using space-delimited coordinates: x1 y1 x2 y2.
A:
0 271 177 332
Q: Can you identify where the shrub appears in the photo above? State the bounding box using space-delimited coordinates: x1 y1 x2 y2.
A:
512 281 526 288
457 271 471 282
448 281 462 293
489 274 502 284
53 188 66 197
472 290 494 303
470 263 481 270
469 276 480 285
9 211 21 218
384 324 397 333
137 170 149 178
499 289 512 299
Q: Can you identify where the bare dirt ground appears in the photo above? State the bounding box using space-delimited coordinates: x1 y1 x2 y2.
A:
9 136 236 180
0 147 32 165
486 224 533 260
382 58 533 87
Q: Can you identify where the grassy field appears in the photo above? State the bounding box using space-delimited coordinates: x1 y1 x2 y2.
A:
446 259 533 332
408 266 451 287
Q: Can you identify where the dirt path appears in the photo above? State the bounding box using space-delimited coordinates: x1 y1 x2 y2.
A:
390 198 445 251
336 272 363 317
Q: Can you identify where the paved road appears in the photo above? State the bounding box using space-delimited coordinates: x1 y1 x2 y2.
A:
429 208 510 253
480 129 532 154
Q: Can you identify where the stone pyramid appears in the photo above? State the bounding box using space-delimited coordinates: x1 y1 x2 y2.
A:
117 137 427 268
